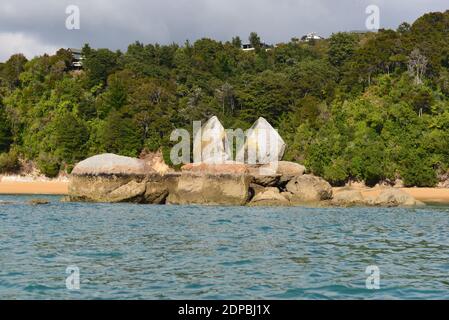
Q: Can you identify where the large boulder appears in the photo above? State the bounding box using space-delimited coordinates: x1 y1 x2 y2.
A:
247 161 305 187
69 154 173 204
276 161 306 184
249 187 290 207
332 189 365 206
69 175 146 203
368 188 424 207
193 116 232 164
71 153 149 176
238 117 286 164
167 172 251 206
69 174 174 204
247 165 280 187
286 174 333 203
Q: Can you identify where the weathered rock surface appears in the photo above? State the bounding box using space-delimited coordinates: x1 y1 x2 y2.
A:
193 116 232 164
249 183 266 198
182 163 248 174
331 190 365 206
107 180 147 203
286 174 333 203
276 161 306 184
71 153 149 176
331 187 424 207
144 176 173 204
249 187 290 206
68 173 176 204
238 117 286 164
68 153 425 207
247 161 305 187
167 172 251 206
69 153 174 204
368 188 424 207
140 149 172 175
28 199 51 205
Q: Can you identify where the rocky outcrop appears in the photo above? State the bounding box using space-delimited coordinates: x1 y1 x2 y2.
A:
247 161 305 187
331 190 365 206
69 175 134 202
179 163 251 205
71 153 150 176
167 172 251 206
28 199 51 205
238 117 286 164
276 161 306 185
331 187 425 207
69 173 176 204
286 174 333 204
249 187 290 206
68 152 425 207
368 188 424 207
144 174 176 204
182 163 248 174
69 153 174 204
193 116 232 164
140 149 172 175
247 165 280 187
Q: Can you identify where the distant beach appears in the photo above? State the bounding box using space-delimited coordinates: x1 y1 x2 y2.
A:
0 176 68 195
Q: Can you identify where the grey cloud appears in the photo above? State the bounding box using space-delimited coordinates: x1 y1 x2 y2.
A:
0 0 448 61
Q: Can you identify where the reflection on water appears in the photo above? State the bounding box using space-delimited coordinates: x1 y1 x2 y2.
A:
1 195 449 299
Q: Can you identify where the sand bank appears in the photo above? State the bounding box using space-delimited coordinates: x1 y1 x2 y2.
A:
0 177 69 195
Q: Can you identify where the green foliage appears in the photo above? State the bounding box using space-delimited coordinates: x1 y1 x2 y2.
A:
82 45 120 87
0 150 20 173
97 111 142 157
328 32 358 67
400 149 438 187
37 153 60 178
51 112 89 164
0 54 28 89
249 32 262 51
0 107 12 152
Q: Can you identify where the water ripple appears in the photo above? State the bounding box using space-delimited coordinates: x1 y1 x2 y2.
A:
0 195 449 299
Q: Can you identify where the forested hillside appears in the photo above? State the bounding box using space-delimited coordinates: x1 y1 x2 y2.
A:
1 11 448 186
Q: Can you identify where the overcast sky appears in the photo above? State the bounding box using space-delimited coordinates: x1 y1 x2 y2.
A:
0 0 447 61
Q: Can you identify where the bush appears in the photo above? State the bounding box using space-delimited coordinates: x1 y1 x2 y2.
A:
0 150 20 173
323 159 348 186
400 151 438 187
0 108 12 153
37 154 60 178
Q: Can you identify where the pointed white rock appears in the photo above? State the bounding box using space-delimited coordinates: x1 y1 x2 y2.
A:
193 116 232 164
239 117 286 164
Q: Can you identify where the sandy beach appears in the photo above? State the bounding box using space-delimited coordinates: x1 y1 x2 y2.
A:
0 180 69 195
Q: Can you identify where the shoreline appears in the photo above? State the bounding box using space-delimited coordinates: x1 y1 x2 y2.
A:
1 180 449 204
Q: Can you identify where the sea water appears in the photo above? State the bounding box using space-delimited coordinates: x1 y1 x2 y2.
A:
1 195 449 300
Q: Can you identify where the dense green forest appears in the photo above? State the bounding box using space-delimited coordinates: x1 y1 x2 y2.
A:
0 10 449 186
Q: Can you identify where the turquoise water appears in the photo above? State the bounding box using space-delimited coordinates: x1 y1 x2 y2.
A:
1 195 449 300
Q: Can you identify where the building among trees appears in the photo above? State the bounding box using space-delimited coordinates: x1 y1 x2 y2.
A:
301 32 325 42
69 48 83 69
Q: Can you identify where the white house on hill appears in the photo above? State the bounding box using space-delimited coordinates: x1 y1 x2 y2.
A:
301 32 325 42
